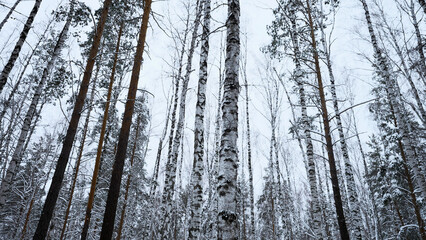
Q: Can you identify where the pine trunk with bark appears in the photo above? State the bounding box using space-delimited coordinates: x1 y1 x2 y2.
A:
99 1 152 238
306 0 350 239
288 2 322 238
318 13 363 239
32 0 112 238
80 21 123 240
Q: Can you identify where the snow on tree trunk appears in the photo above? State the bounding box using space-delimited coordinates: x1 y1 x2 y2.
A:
360 0 426 203
288 2 322 238
161 1 203 237
0 1 73 209
33 0 112 238
188 0 210 238
0 0 42 94
318 14 363 239
217 0 240 239
306 0 350 238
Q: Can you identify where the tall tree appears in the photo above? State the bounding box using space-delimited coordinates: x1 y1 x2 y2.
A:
99 0 152 238
32 0 113 237
217 0 240 238
0 0 74 210
188 0 210 238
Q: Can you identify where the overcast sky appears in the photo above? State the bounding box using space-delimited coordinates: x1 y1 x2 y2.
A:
0 0 400 199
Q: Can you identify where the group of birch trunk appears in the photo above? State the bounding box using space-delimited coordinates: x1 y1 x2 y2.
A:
0 0 425 239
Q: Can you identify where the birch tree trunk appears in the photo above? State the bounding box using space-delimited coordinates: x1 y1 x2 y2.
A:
318 12 363 239
33 0 112 237
0 0 42 94
161 1 203 237
0 1 73 209
188 0 210 238
217 0 240 238
360 0 426 201
288 2 322 238
243 49 255 240
0 0 22 32
99 1 152 238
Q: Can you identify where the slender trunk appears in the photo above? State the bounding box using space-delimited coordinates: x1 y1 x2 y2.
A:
288 2 322 237
0 0 42 94
99 1 152 238
0 3 73 208
33 0 112 238
149 95 172 196
243 53 255 240
306 0 350 239
116 116 141 240
161 1 203 237
188 0 210 238
351 108 383 240
217 0 240 239
80 22 123 240
360 0 426 200
409 0 426 82
319 14 362 239
0 21 50 128
0 0 22 32
60 64 98 240
377 4 426 125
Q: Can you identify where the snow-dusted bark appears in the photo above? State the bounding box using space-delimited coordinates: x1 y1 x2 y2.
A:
287 2 322 238
305 0 350 238
360 0 426 203
0 0 42 94
188 0 210 238
217 0 240 239
374 3 426 126
318 12 363 239
0 1 73 209
0 0 22 32
408 0 426 82
161 1 203 237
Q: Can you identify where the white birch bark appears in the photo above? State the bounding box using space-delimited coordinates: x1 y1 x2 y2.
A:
217 0 240 239
189 0 210 238
0 0 42 94
288 3 322 238
360 0 426 201
318 11 363 239
161 1 203 237
0 2 73 207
